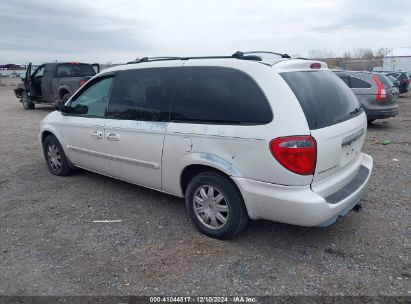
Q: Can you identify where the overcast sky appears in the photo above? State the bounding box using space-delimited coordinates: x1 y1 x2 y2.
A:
1 0 410 64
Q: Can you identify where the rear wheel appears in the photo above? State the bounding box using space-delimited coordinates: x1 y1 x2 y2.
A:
43 135 73 176
21 91 35 110
185 171 248 239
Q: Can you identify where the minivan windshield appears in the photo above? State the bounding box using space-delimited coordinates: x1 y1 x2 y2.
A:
280 70 362 130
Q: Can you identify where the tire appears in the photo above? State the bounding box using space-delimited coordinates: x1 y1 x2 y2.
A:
367 119 376 124
21 91 35 110
185 171 249 239
43 135 73 176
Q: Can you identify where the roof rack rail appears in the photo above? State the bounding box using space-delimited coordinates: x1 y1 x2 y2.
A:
126 51 295 65
239 51 291 58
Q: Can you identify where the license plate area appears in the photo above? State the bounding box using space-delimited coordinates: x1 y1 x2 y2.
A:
340 129 364 167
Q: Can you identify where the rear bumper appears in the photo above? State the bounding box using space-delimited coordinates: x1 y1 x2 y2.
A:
399 86 409 94
233 153 373 227
364 104 399 120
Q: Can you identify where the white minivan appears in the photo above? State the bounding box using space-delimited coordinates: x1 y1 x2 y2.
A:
39 52 373 239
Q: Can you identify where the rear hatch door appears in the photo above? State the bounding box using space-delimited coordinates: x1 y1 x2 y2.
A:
280 70 366 187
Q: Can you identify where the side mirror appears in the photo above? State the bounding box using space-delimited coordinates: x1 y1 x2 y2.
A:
73 104 88 115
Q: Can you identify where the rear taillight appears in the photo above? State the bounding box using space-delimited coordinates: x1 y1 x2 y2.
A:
79 80 87 87
269 136 317 175
403 78 410 84
373 75 386 101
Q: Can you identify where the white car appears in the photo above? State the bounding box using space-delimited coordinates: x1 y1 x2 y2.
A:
39 52 373 239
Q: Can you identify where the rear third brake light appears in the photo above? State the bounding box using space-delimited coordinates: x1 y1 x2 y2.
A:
310 63 321 69
270 136 317 175
373 75 386 101
79 80 87 87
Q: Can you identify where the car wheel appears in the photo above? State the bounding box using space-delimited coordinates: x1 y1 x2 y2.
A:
21 91 35 110
43 135 73 176
185 171 248 239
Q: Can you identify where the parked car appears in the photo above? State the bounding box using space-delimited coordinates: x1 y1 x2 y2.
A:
386 74 400 98
14 62 99 110
39 52 373 239
386 72 410 94
334 71 399 123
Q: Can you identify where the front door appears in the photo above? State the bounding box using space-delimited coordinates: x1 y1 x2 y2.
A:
61 75 114 175
24 63 36 98
104 67 179 190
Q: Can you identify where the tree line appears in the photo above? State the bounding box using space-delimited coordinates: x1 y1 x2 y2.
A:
304 48 391 60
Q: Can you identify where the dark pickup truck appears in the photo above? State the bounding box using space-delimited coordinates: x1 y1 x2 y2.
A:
14 62 99 109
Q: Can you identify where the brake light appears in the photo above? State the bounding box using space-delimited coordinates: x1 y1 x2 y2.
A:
403 78 410 84
373 75 386 101
70 62 80 64
269 136 317 175
79 80 87 87
310 63 321 69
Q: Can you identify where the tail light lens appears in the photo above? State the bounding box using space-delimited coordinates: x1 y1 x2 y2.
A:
373 75 386 101
79 80 87 87
403 78 410 84
270 136 317 175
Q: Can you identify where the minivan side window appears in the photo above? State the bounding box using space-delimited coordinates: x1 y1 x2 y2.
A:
349 77 371 89
170 67 272 125
69 76 114 117
107 68 179 121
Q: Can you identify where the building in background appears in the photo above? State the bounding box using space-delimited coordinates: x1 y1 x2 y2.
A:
383 47 411 73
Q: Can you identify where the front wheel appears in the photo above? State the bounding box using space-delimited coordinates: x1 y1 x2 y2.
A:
185 171 249 239
43 135 73 176
21 91 35 110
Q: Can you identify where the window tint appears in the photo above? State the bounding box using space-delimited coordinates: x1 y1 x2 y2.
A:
349 77 371 88
171 67 272 124
56 64 71 77
108 68 178 121
337 75 349 86
71 64 96 77
69 76 113 117
56 63 96 77
281 71 361 130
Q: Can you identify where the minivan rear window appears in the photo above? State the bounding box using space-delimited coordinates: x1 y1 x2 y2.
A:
281 71 361 130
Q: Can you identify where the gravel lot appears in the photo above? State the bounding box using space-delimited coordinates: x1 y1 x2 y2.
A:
0 78 410 296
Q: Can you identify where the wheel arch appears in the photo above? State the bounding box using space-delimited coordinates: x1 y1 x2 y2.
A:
180 163 242 198
58 86 71 99
40 126 64 151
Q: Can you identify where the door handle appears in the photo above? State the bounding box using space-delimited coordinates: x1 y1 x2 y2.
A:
91 130 103 139
106 132 120 141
